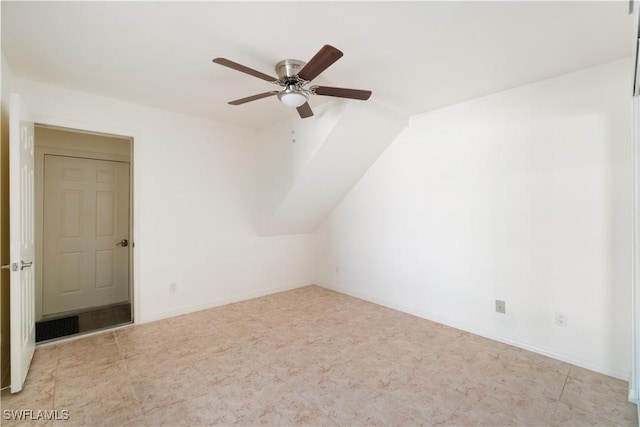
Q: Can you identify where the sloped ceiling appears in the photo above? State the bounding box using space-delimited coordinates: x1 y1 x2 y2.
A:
258 100 407 235
1 1 633 130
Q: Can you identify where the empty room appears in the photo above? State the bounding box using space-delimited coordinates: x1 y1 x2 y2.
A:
1 1 640 426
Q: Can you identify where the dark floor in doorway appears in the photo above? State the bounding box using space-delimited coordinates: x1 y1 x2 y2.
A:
78 303 131 332
35 316 79 342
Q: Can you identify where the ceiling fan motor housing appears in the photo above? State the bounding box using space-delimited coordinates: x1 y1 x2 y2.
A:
276 59 306 81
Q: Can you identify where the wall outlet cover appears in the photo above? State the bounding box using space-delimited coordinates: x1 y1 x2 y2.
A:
555 311 568 327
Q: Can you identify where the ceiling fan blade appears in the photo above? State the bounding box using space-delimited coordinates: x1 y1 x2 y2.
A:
296 102 314 119
228 91 279 105
297 45 343 82
212 58 277 82
313 86 372 100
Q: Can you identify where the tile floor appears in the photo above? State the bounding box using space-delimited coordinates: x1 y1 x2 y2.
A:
1 286 637 426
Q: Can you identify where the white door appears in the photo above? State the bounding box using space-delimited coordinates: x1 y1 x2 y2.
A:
42 155 130 315
7 94 36 393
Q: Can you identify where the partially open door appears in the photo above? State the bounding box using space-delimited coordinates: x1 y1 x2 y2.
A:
5 94 36 393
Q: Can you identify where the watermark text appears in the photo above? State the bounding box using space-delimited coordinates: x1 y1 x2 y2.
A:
3 409 70 421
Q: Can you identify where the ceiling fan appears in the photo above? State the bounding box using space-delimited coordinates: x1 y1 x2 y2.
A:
212 45 372 119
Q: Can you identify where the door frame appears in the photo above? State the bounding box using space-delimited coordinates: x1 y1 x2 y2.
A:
631 0 640 410
633 93 639 406
31 119 138 329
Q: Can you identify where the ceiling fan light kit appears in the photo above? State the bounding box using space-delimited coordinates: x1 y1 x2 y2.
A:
278 88 308 108
212 45 372 119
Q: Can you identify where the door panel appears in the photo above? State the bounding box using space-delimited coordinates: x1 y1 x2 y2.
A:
43 155 130 315
9 94 36 393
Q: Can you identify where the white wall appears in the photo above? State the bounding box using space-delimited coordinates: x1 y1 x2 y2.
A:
315 58 633 379
14 78 315 323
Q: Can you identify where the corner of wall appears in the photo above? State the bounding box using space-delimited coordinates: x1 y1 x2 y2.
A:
255 101 346 235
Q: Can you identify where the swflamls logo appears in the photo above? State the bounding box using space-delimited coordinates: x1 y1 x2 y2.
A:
3 409 70 421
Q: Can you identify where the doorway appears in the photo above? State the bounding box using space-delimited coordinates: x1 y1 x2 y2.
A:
34 125 133 342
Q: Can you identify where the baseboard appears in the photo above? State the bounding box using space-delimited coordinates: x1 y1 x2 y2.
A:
139 281 313 324
316 281 629 381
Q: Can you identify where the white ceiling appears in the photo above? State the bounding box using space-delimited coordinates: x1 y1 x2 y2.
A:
1 1 634 129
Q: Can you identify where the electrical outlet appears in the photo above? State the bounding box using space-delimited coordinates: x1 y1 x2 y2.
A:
495 300 506 314
555 311 568 327
169 283 177 294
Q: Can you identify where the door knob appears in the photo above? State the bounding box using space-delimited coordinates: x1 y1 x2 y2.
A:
116 239 129 247
1 262 31 271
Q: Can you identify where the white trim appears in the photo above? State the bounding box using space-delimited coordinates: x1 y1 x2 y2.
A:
316 281 629 380
29 115 138 142
630 0 640 409
139 281 313 324
633 94 640 404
